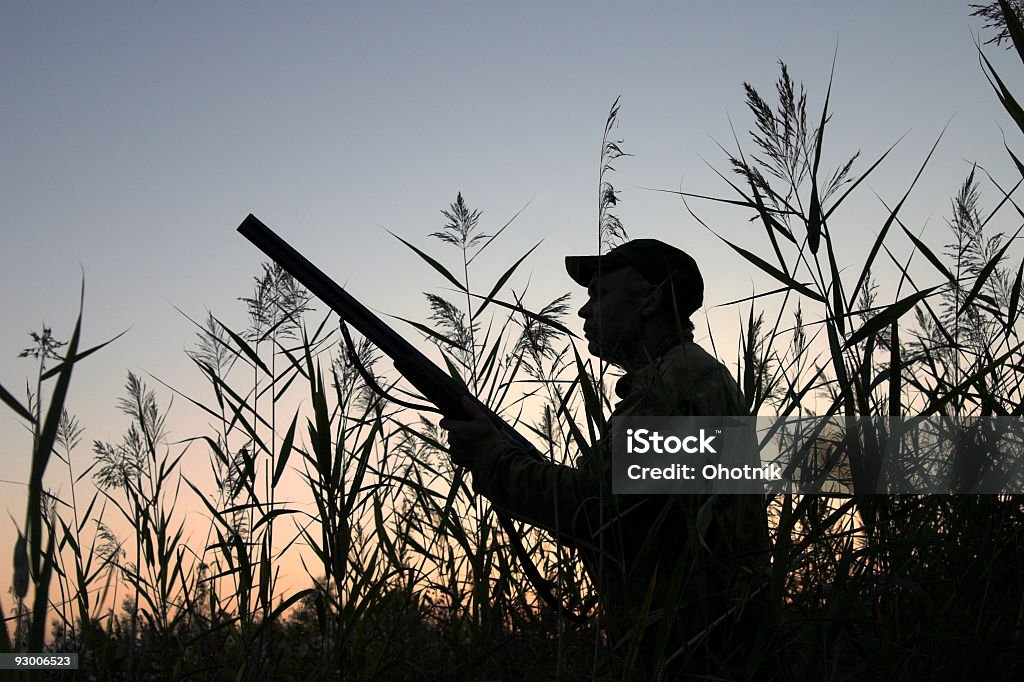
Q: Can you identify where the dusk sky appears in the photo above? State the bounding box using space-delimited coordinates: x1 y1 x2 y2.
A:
2 2 1022 606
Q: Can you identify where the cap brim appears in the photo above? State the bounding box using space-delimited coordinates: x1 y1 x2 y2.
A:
565 253 630 286
565 255 597 286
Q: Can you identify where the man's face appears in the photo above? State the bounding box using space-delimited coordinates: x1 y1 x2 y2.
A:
578 266 653 364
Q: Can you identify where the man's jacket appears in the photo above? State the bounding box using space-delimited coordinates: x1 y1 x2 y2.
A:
470 340 770 676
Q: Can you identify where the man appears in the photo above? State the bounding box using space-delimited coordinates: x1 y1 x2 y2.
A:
442 239 769 679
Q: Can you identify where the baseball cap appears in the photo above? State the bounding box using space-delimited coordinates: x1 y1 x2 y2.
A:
565 239 704 317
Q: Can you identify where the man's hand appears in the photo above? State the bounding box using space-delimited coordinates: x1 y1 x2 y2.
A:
439 397 500 468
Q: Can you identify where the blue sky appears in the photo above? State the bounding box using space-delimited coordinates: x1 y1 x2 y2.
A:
1 1 1022 600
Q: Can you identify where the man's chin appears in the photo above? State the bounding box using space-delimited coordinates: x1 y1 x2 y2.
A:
585 339 631 368
587 340 616 363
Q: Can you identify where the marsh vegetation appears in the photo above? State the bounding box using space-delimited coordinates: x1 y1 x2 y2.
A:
5 3 1024 679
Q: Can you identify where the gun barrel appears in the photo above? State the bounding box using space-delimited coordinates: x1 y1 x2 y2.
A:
237 214 481 423
237 214 408 357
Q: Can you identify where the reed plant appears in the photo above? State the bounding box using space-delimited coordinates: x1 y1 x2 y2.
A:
6 4 1024 679
666 3 1024 676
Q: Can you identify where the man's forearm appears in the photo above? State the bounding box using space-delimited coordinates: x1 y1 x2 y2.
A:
471 434 603 545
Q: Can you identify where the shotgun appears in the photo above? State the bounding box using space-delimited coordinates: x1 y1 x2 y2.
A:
236 213 584 622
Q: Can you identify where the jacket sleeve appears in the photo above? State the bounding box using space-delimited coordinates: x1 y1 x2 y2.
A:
469 433 609 548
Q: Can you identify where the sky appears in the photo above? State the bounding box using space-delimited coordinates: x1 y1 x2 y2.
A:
2 1 1022 614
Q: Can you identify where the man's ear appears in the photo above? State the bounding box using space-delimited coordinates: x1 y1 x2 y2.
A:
641 284 664 317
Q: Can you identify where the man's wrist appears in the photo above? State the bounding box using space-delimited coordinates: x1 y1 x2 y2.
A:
469 431 511 494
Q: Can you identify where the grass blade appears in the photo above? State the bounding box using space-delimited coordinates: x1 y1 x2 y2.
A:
214 315 271 376
999 0 1024 66
901 224 956 282
849 128 946 310
385 228 467 292
844 286 939 349
272 409 299 488
715 233 825 303
805 50 835 254
959 225 1022 315
28 284 84 577
472 240 542 321
0 381 35 423
39 329 129 380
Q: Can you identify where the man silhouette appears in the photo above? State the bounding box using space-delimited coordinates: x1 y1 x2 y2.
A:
442 239 770 679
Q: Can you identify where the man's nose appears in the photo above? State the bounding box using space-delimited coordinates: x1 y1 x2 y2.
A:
578 299 592 319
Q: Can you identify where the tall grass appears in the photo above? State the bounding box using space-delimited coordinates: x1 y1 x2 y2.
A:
667 5 1024 675
4 4 1024 680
